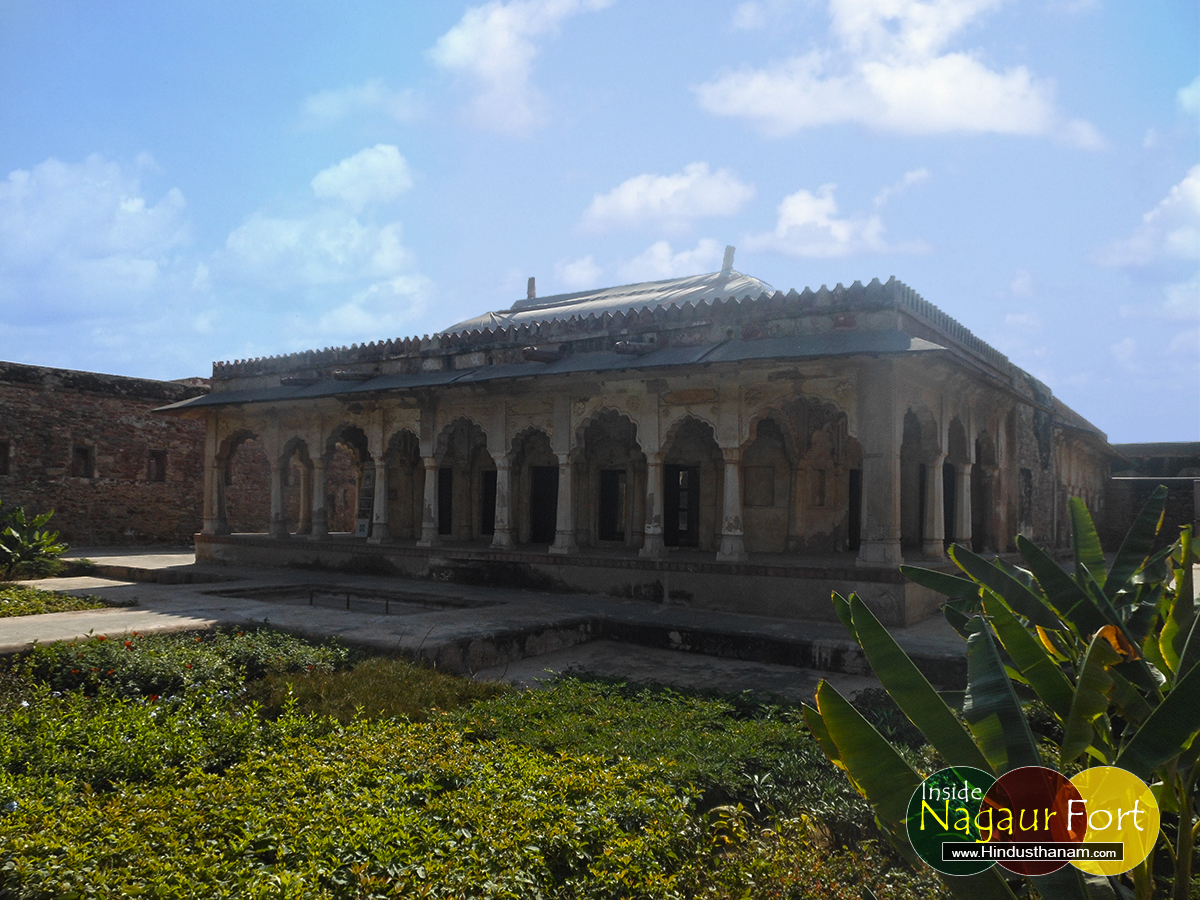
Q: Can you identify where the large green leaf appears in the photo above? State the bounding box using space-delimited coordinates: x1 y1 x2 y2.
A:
801 703 844 772
984 596 1075 721
1017 536 1108 636
1125 594 1163 645
832 591 856 637
815 680 921 830
1030 866 1118 900
1161 526 1196 676
943 604 973 639
948 544 1064 630
1069 497 1107 591
1116 655 1200 781
962 617 1042 772
1108 668 1154 727
899 565 981 600
938 869 1021 900
1060 631 1122 766
849 595 991 771
1106 486 1168 603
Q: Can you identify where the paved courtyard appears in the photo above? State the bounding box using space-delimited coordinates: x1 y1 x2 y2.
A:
1 547 969 699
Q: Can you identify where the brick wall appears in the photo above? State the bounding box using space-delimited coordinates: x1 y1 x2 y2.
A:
0 362 208 545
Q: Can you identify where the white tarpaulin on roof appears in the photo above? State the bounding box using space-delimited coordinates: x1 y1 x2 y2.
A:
440 270 774 335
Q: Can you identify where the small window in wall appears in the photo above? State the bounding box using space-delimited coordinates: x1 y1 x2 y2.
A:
71 445 95 479
0 439 9 476
147 449 167 482
743 466 775 508
810 469 827 507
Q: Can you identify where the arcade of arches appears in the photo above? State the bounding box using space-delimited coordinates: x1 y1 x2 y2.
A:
200 377 1031 567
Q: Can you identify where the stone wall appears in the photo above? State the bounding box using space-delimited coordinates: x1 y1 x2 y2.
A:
0 362 209 545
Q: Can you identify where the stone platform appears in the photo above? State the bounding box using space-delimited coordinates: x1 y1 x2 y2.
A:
195 533 945 628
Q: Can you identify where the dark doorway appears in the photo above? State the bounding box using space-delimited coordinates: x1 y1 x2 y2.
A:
971 464 988 552
943 463 956 547
916 463 927 545
848 468 862 551
598 469 626 542
437 467 453 536
664 464 700 547
480 469 497 536
530 466 559 544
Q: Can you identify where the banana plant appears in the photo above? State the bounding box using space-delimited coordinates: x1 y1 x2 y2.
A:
805 486 1200 900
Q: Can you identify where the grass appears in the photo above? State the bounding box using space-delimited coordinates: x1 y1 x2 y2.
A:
0 627 953 899
0 583 114 618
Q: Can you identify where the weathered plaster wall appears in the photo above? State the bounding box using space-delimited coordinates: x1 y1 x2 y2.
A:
0 362 208 545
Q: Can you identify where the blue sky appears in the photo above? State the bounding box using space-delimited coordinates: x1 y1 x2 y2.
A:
0 0 1196 442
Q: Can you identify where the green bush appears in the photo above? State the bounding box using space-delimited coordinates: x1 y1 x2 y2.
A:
0 625 951 898
0 584 109 618
13 628 350 700
0 504 67 579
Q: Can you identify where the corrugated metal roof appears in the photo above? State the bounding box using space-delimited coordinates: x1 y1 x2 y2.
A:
157 330 945 413
440 269 775 334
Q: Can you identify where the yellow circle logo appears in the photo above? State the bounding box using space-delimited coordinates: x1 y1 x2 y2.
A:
1069 767 1160 876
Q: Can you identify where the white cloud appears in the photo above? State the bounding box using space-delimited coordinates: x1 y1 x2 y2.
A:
1111 336 1137 368
745 178 927 257
214 147 431 345
873 167 929 208
1178 75 1200 116
1004 310 1040 328
732 2 769 30
695 0 1098 144
429 0 612 133
1104 167 1200 331
310 145 414 211
299 79 421 128
617 239 723 282
581 163 755 231
555 254 602 289
1009 269 1033 297
1101 165 1200 267
0 154 192 323
731 0 799 30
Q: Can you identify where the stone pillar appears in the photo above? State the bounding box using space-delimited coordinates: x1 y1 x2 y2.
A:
922 454 947 558
856 360 902 566
268 459 288 538
639 453 666 558
491 456 514 548
954 462 973 546
208 461 230 535
716 446 748 562
369 461 390 543
310 458 328 537
550 452 578 554
298 465 313 534
417 457 439 546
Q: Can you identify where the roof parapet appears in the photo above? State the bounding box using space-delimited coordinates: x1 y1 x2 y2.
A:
210 275 1010 380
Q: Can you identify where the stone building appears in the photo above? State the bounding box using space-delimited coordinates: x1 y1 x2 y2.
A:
0 362 213 544
161 255 1116 625
1107 442 1200 549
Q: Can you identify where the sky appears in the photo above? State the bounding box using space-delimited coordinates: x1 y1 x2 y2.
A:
0 0 1196 443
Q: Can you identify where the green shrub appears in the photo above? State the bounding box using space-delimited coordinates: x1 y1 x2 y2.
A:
247 654 508 723
0 626 949 898
0 584 109 618
0 504 67 579
13 628 350 700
